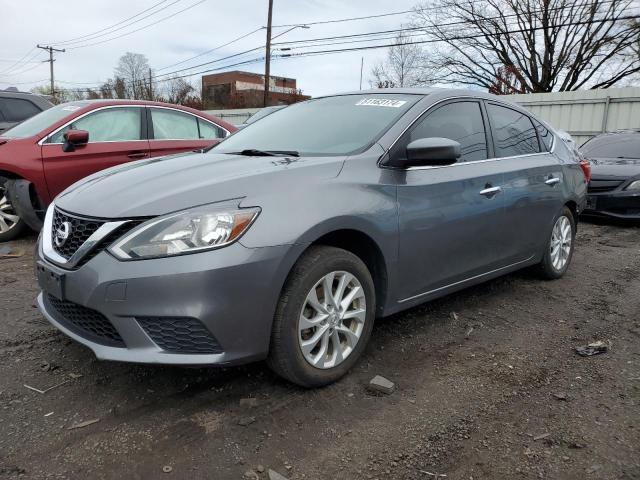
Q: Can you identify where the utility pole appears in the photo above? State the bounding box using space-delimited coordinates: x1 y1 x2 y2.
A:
263 0 274 107
37 45 65 100
148 67 153 100
359 57 364 90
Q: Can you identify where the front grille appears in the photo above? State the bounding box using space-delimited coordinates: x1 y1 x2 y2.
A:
51 208 145 268
47 295 125 347
137 317 223 354
588 179 624 193
75 221 144 268
52 209 104 259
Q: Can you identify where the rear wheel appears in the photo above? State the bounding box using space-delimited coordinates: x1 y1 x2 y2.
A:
537 206 575 279
0 179 27 242
268 246 375 387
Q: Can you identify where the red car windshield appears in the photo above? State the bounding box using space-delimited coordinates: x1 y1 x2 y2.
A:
1 102 88 139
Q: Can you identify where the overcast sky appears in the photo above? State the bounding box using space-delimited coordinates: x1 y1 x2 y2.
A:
0 0 418 97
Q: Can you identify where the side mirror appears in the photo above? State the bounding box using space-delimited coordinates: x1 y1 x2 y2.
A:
404 137 461 167
62 129 89 152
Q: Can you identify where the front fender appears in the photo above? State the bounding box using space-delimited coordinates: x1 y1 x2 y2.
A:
5 179 43 231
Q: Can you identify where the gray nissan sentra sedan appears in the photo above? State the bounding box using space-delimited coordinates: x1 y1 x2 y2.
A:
35 88 588 387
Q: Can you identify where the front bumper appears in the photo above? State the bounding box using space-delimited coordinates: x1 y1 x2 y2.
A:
582 190 640 219
36 240 305 365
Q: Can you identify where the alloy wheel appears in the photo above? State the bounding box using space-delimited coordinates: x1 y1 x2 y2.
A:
0 187 20 234
550 215 572 271
298 271 367 369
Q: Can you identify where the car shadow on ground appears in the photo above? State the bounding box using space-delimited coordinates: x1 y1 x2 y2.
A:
58 263 534 403
580 214 640 228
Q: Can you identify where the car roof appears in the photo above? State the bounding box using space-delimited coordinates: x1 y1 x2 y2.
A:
317 87 522 102
56 99 237 132
0 89 54 107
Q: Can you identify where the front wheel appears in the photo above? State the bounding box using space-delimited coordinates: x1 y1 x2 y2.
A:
0 179 27 242
267 246 376 387
537 206 576 279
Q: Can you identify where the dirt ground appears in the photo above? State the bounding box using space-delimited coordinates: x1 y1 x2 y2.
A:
1 219 639 480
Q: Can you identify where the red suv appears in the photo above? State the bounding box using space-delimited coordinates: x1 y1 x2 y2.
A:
0 100 235 241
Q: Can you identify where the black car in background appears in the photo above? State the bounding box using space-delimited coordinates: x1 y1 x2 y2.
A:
581 130 640 220
0 89 53 134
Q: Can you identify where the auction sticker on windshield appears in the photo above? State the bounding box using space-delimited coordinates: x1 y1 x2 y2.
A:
356 98 407 108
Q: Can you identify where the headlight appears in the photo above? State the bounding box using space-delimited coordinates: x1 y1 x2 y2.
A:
109 206 260 260
625 180 640 191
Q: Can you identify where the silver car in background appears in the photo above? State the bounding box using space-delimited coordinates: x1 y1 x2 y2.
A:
35 88 588 387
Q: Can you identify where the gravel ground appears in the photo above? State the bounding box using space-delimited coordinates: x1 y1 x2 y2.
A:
1 219 639 480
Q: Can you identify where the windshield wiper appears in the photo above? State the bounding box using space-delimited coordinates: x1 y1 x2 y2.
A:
231 149 300 157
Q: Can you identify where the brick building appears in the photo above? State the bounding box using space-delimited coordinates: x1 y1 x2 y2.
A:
201 71 309 109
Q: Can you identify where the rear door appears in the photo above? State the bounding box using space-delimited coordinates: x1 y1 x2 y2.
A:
41 106 149 198
147 107 226 158
484 102 564 262
395 99 509 301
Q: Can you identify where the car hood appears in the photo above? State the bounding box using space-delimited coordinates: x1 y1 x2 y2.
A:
56 151 345 218
588 157 640 179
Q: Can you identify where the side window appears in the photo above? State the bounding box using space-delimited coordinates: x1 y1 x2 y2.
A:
1 98 41 122
487 104 540 157
534 120 553 152
49 108 142 143
151 109 199 140
394 101 488 163
197 118 224 139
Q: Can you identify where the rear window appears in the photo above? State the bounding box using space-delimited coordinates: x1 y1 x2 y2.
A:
0 102 86 138
581 134 640 159
0 97 41 122
487 103 540 157
534 120 554 152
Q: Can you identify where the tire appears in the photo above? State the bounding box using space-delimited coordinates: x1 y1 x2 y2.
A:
0 178 27 242
267 245 376 387
537 206 576 280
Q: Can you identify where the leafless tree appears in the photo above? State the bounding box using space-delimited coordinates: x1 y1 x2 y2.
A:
163 77 195 104
114 52 152 99
371 31 424 88
412 0 640 92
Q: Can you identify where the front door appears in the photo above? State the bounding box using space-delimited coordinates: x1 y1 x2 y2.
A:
394 100 508 301
42 106 149 198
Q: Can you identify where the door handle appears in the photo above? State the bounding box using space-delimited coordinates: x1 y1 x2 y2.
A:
545 176 561 186
479 185 502 197
127 151 148 159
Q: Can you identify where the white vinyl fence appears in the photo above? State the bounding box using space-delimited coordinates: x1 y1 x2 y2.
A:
204 108 261 126
510 87 640 147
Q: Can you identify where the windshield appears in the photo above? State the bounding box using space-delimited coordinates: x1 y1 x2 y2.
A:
581 134 640 159
1 102 88 138
214 94 418 156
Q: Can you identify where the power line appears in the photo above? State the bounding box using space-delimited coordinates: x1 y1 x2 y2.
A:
61 10 640 94
0 55 47 78
46 0 176 46
0 58 42 63
272 9 415 28
276 14 640 60
156 27 265 71
65 0 208 50
0 48 40 76
0 78 48 87
31 4 640 95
